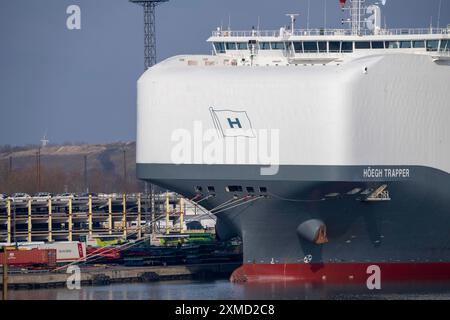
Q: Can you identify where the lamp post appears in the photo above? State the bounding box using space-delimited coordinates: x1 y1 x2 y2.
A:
129 0 169 69
13 204 16 245
123 148 127 194
2 247 8 301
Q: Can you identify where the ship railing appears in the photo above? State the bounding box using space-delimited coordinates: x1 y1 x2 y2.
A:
437 50 450 57
373 28 450 36
211 28 449 38
288 52 346 59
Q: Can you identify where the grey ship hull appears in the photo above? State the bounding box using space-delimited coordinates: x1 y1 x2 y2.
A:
138 163 450 283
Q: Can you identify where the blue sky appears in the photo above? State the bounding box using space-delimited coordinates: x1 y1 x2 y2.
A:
0 0 448 146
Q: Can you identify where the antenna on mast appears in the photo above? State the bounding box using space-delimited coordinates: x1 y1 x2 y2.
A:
437 0 442 29
340 0 365 35
306 0 311 29
352 0 364 35
286 13 299 32
341 0 386 35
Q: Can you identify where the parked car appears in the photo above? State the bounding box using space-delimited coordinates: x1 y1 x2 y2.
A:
109 193 123 200
0 193 8 200
11 193 31 202
53 192 75 203
77 193 99 201
55 193 75 202
32 192 53 202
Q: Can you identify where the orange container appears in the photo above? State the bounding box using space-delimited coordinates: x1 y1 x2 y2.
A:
0 248 57 268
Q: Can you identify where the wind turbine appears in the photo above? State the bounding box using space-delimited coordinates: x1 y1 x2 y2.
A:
40 129 49 147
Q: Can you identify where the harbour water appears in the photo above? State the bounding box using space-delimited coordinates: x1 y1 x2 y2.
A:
7 280 450 300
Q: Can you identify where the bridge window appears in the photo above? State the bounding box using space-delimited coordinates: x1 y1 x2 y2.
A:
271 42 285 50
214 42 225 54
355 42 371 49
237 42 248 50
413 41 425 48
293 42 303 53
385 41 399 49
285 42 293 52
426 40 439 52
341 42 353 53
303 42 318 53
329 41 341 53
442 40 450 51
371 41 384 49
225 42 236 50
318 42 327 53
400 41 412 49
259 42 271 50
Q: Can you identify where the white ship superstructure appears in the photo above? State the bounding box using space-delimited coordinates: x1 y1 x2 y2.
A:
209 1 449 67
209 24 450 66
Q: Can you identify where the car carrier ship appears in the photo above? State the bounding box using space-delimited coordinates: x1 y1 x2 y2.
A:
136 0 450 283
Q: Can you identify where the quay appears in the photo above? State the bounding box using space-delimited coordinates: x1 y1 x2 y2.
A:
0 262 240 289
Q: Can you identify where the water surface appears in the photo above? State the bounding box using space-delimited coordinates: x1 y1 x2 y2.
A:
7 280 450 300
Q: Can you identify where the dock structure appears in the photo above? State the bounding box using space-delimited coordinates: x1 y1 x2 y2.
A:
0 193 209 244
0 263 240 289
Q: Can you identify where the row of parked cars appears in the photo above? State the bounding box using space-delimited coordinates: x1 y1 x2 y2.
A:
0 192 143 203
0 192 100 203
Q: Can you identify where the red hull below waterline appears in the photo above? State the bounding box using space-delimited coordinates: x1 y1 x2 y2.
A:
230 263 450 284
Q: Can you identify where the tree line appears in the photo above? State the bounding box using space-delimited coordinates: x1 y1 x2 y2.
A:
0 154 143 195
